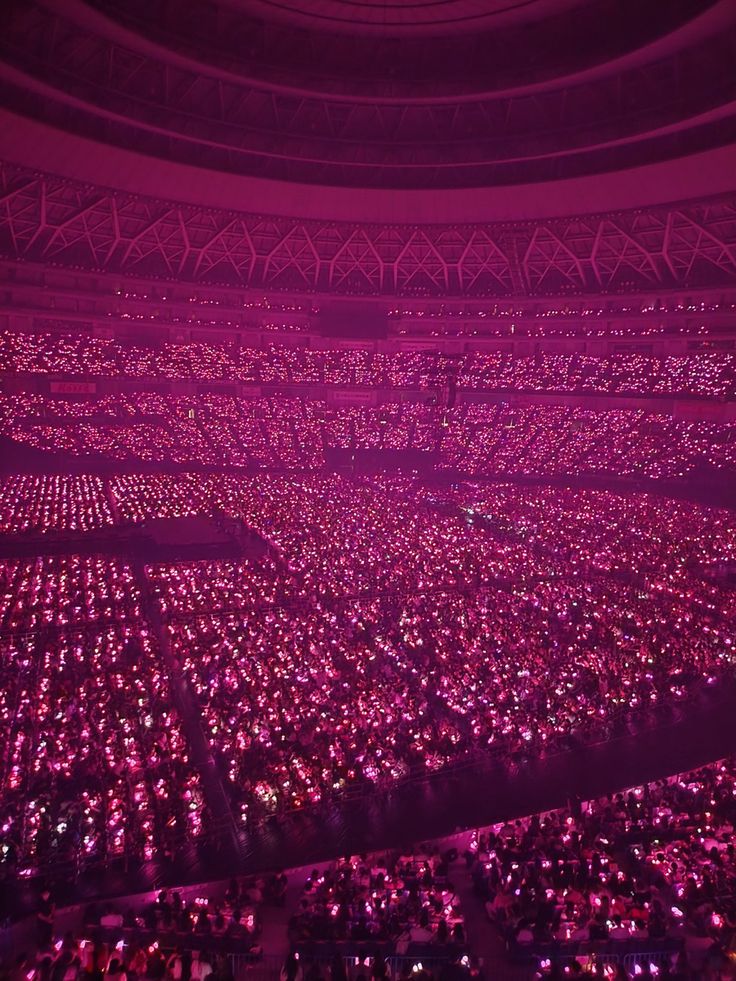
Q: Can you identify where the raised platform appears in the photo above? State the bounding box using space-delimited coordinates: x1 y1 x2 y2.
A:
135 514 270 563
0 511 273 565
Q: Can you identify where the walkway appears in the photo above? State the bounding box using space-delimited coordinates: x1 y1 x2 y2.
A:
131 558 243 863
449 845 527 981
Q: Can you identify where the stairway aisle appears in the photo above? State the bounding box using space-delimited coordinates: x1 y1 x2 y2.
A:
258 859 332 959
132 558 243 862
449 839 528 981
104 477 123 525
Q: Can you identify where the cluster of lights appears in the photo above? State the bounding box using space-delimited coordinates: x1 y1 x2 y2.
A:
52 472 731 817
0 564 204 872
294 852 465 946
3 392 736 480
112 288 309 314
472 756 736 972
4 331 736 396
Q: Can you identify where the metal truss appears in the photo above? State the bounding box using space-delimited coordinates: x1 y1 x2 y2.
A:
1 164 736 297
80 0 721 104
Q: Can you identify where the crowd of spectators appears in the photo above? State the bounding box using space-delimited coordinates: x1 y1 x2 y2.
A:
440 404 736 480
12 933 237 981
406 479 736 623
412 483 736 578
0 472 734 887
0 475 114 536
166 577 731 822
291 849 465 950
3 392 736 480
81 875 269 947
1 471 735 582
0 393 330 469
469 756 736 975
138 473 544 599
15 873 279 981
0 554 207 876
457 351 736 398
93 473 733 821
2 331 736 399
9 746 736 980
0 555 142 632
0 626 207 874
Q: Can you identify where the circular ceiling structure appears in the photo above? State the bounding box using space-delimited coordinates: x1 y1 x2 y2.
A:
0 0 734 203
76 0 727 97
223 0 581 35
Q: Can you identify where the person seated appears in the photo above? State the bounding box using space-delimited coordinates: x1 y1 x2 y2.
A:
409 910 434 944
630 918 648 939
608 915 630 940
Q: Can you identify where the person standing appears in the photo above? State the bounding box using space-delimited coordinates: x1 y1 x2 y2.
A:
36 890 55 948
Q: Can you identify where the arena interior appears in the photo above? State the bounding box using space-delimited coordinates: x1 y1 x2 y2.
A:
1 0 736 978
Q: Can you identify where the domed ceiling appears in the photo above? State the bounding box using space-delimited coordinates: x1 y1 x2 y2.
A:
222 0 582 35
0 0 734 189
